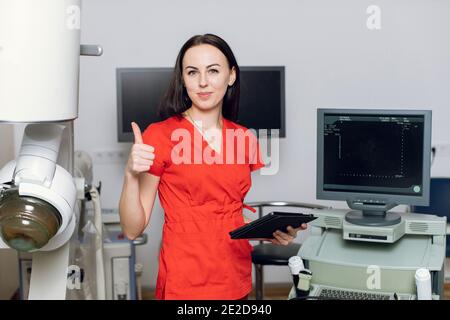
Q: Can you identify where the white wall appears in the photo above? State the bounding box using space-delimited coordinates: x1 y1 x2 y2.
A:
51 0 450 288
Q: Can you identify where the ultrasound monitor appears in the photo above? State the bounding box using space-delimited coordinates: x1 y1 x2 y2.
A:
316 109 432 226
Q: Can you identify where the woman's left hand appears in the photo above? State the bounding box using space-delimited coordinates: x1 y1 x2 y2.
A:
270 224 308 246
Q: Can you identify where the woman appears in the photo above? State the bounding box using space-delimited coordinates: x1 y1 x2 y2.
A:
119 34 306 300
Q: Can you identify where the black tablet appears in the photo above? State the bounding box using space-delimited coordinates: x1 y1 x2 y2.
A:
229 212 318 239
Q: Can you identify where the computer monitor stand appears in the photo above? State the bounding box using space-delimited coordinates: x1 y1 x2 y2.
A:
344 199 402 226
345 210 401 226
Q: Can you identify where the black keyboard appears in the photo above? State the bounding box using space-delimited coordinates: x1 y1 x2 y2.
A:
318 288 391 300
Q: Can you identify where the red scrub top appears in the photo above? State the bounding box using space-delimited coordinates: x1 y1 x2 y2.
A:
142 115 265 300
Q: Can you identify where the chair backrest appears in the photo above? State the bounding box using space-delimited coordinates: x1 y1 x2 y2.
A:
411 177 450 257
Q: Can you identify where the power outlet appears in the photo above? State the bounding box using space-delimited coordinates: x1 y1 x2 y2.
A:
433 142 450 157
93 149 128 164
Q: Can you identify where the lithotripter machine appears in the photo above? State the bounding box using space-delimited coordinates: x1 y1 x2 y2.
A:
297 208 446 300
0 1 104 299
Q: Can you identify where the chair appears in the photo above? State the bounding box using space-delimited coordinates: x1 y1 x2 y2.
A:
411 177 450 257
245 201 328 300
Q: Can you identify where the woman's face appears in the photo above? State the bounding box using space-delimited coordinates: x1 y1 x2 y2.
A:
182 44 236 112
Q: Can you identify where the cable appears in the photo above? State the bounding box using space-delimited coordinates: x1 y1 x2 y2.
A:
89 187 106 300
135 263 144 300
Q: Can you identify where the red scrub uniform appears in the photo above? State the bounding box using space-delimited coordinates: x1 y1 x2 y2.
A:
142 115 265 300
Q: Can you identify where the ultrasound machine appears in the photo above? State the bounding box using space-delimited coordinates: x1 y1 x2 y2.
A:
294 109 446 300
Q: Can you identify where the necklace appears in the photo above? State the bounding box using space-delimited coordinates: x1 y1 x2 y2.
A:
186 110 221 144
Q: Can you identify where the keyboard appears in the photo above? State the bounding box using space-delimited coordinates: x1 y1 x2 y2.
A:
317 288 391 300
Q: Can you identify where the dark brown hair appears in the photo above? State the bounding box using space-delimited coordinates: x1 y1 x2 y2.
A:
158 34 240 121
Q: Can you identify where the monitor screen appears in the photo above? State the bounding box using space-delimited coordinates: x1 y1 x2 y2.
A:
317 109 431 215
116 66 285 142
117 68 170 142
238 66 285 137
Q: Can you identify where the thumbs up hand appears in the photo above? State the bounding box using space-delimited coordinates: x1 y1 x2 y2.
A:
126 122 155 176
